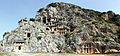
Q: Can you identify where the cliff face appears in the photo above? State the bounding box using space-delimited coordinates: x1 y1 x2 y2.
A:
2 2 120 53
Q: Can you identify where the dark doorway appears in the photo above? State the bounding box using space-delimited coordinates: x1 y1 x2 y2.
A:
87 48 89 53
18 46 21 50
43 17 46 23
27 33 31 37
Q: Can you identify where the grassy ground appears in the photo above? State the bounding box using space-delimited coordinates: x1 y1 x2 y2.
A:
0 53 9 56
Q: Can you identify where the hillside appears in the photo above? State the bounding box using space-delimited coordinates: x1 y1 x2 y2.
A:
1 2 120 53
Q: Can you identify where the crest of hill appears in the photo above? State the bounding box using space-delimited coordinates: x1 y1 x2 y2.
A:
37 2 120 26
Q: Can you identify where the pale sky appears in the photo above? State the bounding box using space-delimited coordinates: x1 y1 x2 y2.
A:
0 0 120 40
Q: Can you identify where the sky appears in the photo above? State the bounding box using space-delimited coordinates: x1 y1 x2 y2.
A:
0 0 120 40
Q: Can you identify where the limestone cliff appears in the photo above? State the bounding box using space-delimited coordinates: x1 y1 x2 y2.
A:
2 2 120 53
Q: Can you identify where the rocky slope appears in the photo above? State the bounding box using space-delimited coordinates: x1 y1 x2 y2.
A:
1 2 120 53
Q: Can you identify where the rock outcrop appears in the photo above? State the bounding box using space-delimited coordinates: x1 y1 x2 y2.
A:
2 2 120 53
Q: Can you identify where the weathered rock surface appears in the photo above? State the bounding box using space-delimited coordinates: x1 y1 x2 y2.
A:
1 2 120 53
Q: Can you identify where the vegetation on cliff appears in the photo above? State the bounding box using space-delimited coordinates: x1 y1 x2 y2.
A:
2 2 120 53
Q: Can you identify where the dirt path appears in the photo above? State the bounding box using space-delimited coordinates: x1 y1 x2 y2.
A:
5 52 120 56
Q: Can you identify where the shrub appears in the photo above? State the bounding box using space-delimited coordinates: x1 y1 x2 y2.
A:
51 32 54 34
40 29 45 33
78 29 82 32
20 25 22 27
81 20 87 24
1 44 3 46
32 25 35 28
64 32 70 38
38 8 43 12
105 38 110 42
64 47 73 53
110 15 120 26
36 36 42 40
3 32 10 37
75 12 80 16
117 28 120 39
70 5 76 9
57 45 62 50
92 21 98 24
93 34 107 38
102 35 106 38
93 34 101 38
30 18 35 21
47 3 57 7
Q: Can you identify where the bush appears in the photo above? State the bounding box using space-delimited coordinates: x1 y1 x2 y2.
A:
38 8 43 12
70 5 76 9
78 29 82 32
105 38 110 42
81 20 87 24
93 34 101 38
32 25 35 28
3 32 10 37
47 3 57 7
64 32 70 38
93 34 107 38
117 28 120 39
36 36 42 40
92 21 98 24
75 12 80 16
51 32 54 34
1 44 3 46
64 48 73 53
40 29 45 33
102 35 106 38
30 18 35 21
110 15 120 26
57 45 62 50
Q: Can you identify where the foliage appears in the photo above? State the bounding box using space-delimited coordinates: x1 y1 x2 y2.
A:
105 38 110 42
101 35 106 38
36 36 42 40
40 29 45 34
70 5 76 9
57 45 62 50
93 34 107 38
117 28 120 39
20 25 23 27
64 32 71 38
82 8 101 16
106 20 113 23
0 53 9 56
64 47 73 53
93 35 100 38
1 44 3 46
3 32 10 37
30 18 35 21
109 15 120 26
38 8 43 12
32 25 35 28
78 29 82 32
51 32 54 34
75 12 80 16
47 3 57 7
92 21 98 24
81 20 87 24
